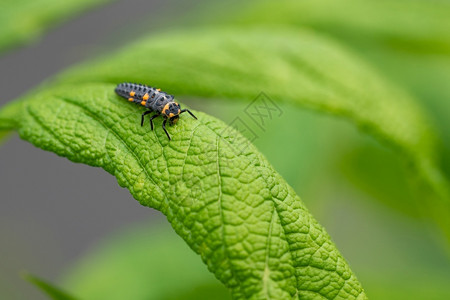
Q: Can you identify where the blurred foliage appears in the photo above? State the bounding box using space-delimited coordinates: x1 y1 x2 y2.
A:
0 0 114 53
61 221 230 300
24 274 77 300
197 0 450 176
204 0 450 54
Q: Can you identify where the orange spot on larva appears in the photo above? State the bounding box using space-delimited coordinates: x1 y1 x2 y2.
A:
162 103 170 114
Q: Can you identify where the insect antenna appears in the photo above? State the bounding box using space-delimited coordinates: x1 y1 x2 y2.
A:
180 109 197 119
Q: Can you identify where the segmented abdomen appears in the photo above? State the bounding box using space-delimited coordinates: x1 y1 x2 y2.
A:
114 82 174 112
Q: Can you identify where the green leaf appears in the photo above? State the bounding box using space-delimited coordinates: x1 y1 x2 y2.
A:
62 221 230 300
53 27 450 241
202 0 450 182
1 26 445 298
0 81 367 299
0 0 114 53
201 0 450 55
23 273 77 300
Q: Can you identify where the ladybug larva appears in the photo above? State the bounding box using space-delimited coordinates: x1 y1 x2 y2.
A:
115 82 197 140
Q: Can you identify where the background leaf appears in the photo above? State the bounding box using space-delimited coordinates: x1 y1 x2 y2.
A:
203 0 450 55
0 0 114 53
198 0 450 190
23 273 77 300
61 221 230 300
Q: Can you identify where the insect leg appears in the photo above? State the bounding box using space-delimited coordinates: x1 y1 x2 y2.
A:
141 110 153 126
149 113 160 131
162 118 171 140
180 109 197 119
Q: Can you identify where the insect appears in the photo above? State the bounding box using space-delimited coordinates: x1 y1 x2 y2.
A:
115 82 197 140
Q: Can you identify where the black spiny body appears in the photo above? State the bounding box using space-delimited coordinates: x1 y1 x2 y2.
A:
115 82 197 140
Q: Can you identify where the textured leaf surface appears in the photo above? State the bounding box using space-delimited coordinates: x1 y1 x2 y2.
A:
0 82 367 299
62 221 230 300
0 0 113 52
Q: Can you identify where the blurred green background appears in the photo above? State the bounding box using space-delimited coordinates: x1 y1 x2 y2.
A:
0 0 449 299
